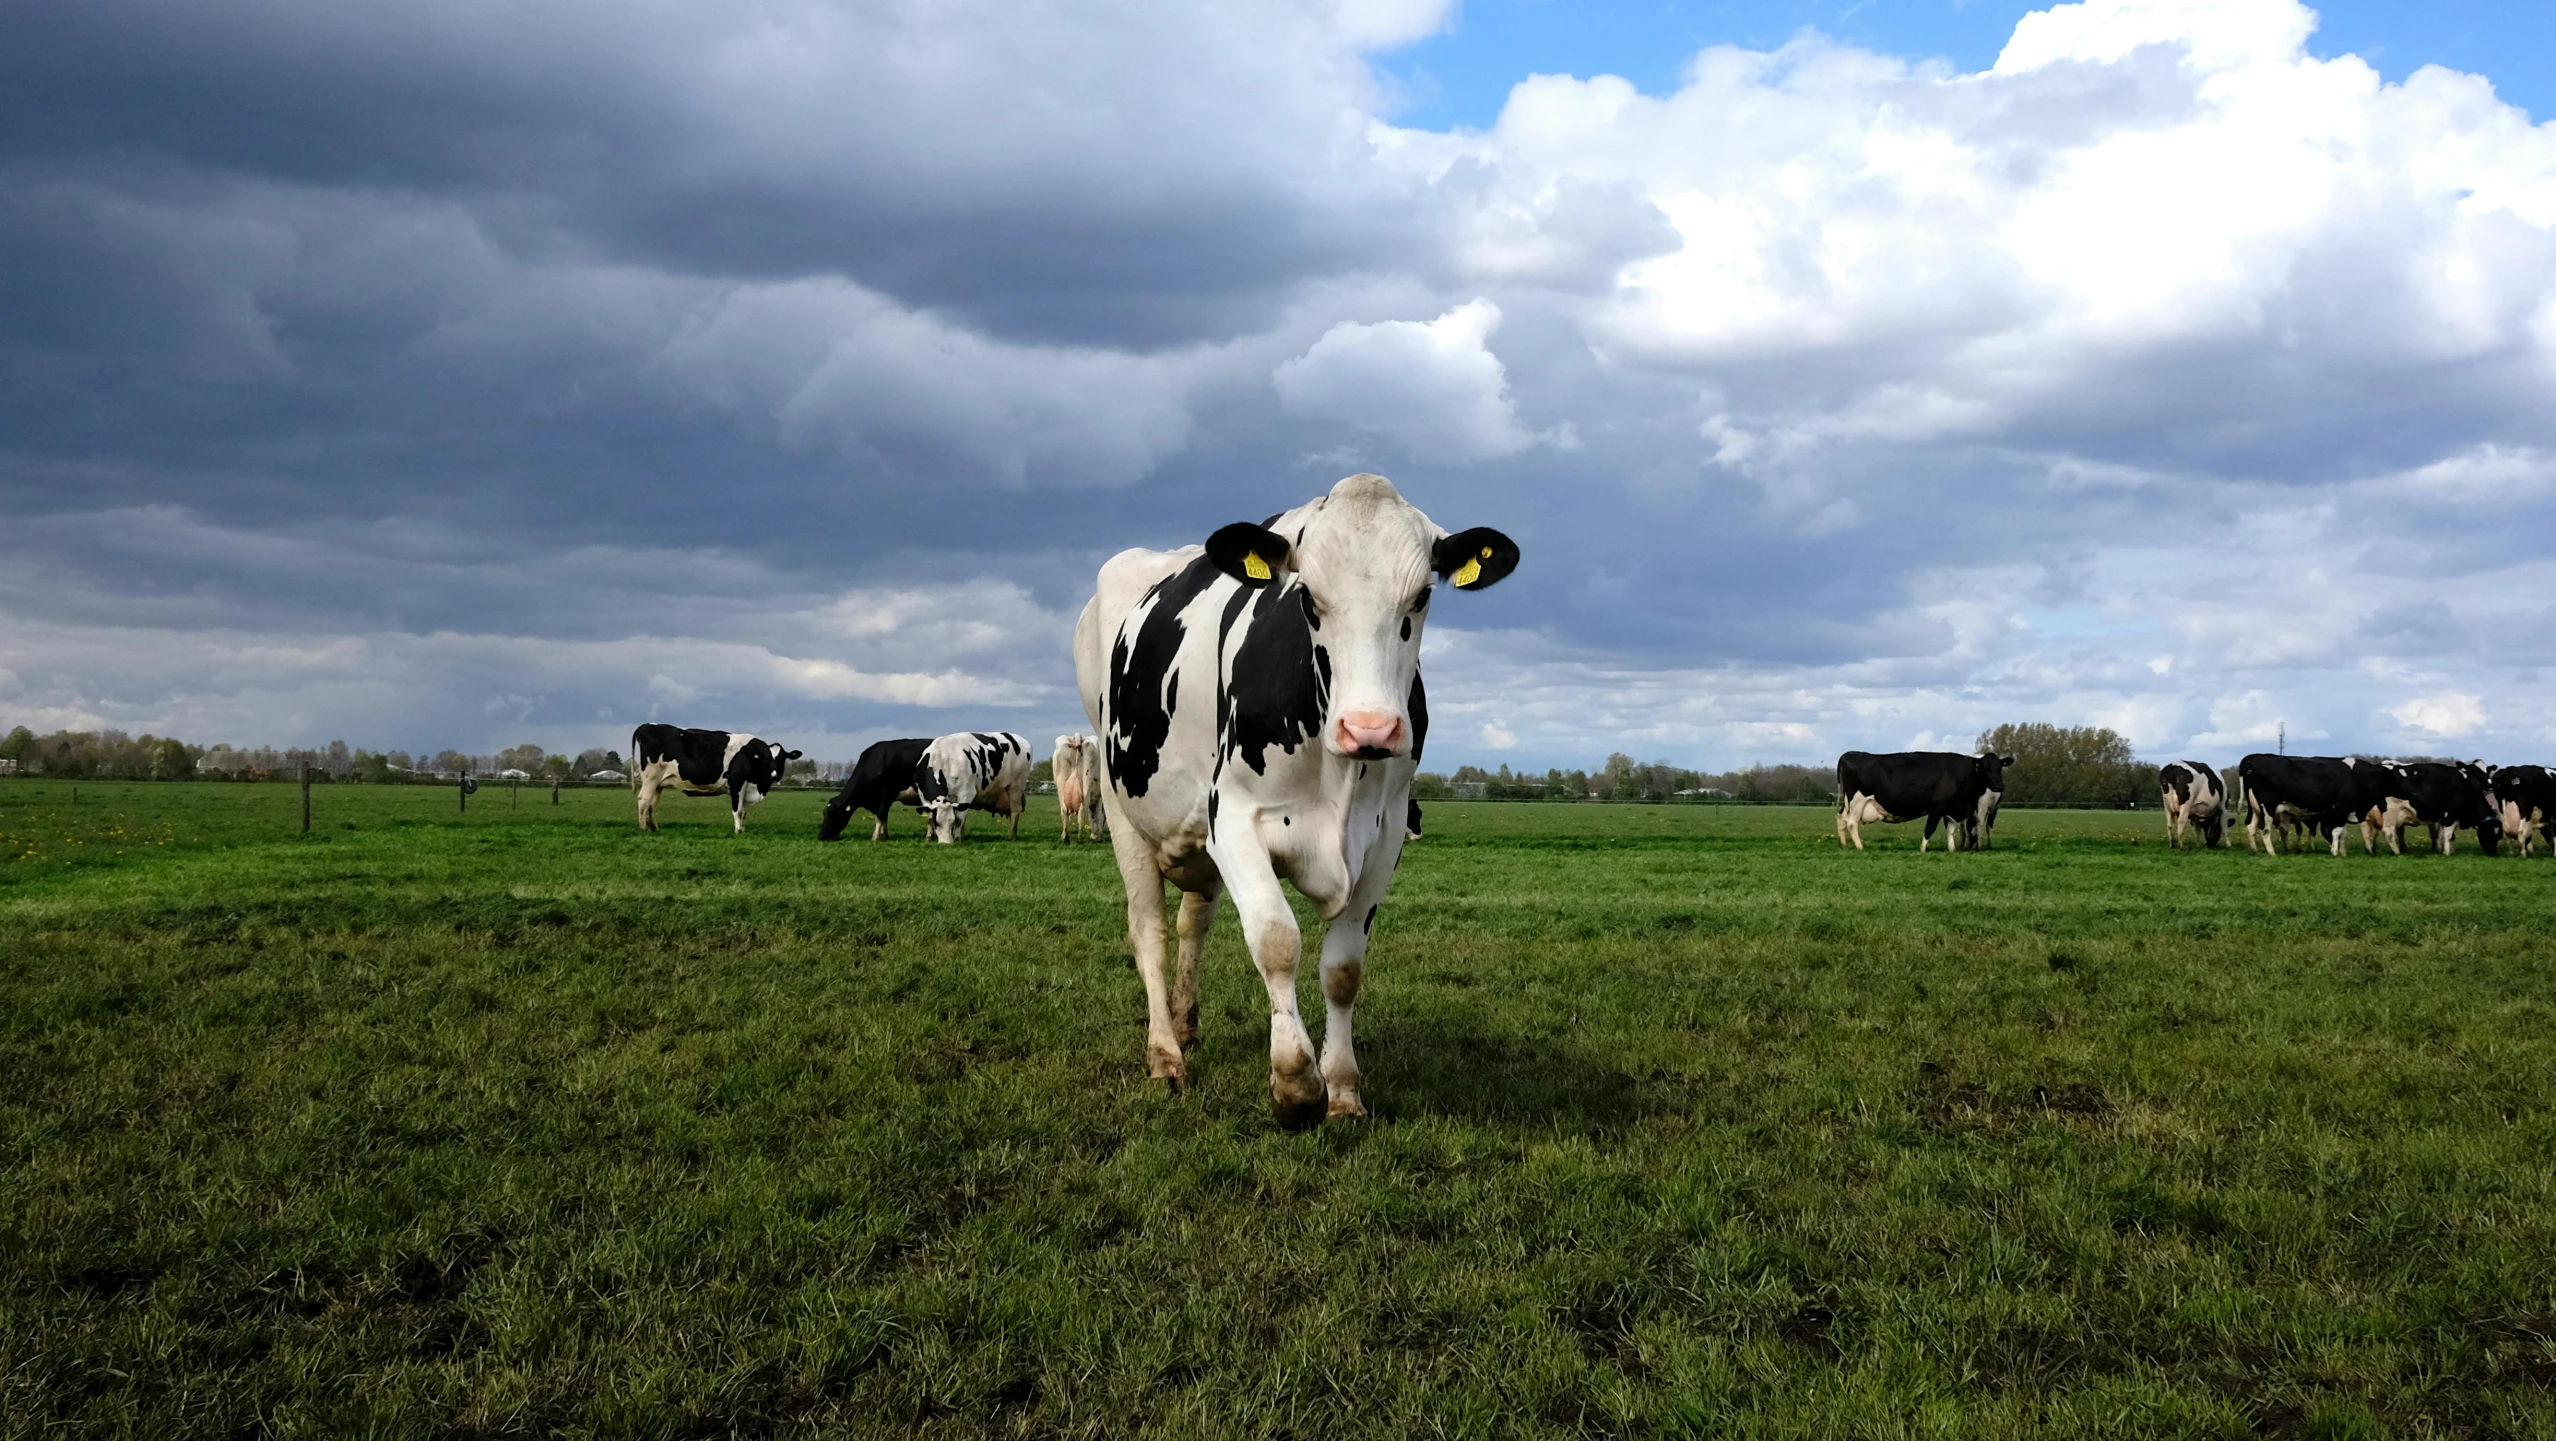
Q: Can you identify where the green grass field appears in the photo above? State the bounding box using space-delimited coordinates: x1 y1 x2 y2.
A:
7 780 2556 1438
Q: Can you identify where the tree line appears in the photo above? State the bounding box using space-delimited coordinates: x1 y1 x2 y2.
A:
1412 724 2171 807
0 720 2369 809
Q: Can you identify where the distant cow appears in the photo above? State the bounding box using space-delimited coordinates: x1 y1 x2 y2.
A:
917 732 1032 843
1053 733 1107 842
2369 760 2501 856
2491 765 2555 857
1076 472 1517 1125
1835 751 2013 851
2158 760 2226 849
630 724 801 833
817 737 933 842
2233 754 2391 856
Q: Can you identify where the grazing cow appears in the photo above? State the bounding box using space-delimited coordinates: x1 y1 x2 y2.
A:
1834 751 2013 851
1075 472 1517 1126
630 724 801 833
817 737 934 842
2490 765 2555 857
2232 754 2393 856
1406 799 1424 840
917 732 1032 843
2158 760 2227 849
1053 733 1108 842
2368 760 2501 856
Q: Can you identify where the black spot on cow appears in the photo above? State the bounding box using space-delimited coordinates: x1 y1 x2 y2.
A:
1364 904 1378 934
1408 671 1428 763
1223 579 1329 777
1400 615 1411 640
1109 555 1223 799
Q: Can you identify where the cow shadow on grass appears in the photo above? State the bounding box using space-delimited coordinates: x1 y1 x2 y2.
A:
1356 1010 1674 1130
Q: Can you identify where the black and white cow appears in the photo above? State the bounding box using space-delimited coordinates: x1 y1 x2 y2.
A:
2491 764 2555 857
1834 751 2013 852
916 732 1032 843
817 737 934 842
2158 760 2227 849
1075 472 1517 1126
1405 799 1424 841
1052 734 1108 842
2232 754 2391 856
630 724 801 833
2368 760 2501 856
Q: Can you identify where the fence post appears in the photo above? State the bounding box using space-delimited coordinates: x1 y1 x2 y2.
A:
301 764 312 834
552 776 562 806
510 777 518 811
460 773 469 815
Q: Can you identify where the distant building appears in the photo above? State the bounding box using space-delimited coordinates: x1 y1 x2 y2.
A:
499 768 531 779
588 769 626 782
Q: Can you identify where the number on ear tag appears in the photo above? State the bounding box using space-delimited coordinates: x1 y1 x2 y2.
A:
1244 551 1272 581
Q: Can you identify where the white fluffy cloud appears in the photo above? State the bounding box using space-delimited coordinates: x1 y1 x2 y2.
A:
1273 299 1563 463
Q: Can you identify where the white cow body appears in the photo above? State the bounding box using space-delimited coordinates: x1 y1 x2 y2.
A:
1075 473 1516 1126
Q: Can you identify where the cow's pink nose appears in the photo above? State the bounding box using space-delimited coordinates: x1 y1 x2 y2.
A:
1337 712 1404 754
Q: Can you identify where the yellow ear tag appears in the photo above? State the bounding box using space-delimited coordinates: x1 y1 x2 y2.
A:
1450 556 1482 587
1242 551 1272 581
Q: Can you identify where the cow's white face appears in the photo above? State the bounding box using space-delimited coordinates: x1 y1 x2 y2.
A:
1205 473 1516 761
925 802 967 844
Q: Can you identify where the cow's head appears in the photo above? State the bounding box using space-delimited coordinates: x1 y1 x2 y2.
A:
1203 472 1517 761
1975 753 2015 791
740 742 800 805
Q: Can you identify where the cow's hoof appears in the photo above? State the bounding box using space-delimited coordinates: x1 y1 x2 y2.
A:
1326 1093 1368 1121
1147 1051 1189 1091
1270 1071 1327 1131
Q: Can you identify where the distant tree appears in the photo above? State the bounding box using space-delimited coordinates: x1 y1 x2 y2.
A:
1977 722 2149 806
430 749 471 776
353 751 398 784
1410 772 1452 800
150 737 195 781
540 753 573 780
495 743 547 774
0 726 31 765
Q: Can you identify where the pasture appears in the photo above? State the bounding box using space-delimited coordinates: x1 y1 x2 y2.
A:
6 781 2556 1438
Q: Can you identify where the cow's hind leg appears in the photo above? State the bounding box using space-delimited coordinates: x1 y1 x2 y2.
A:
1107 828 1186 1088
1219 855 1323 1129
635 771 659 832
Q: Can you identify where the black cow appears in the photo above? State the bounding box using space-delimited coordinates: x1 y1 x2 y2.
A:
2491 764 2555 857
817 737 934 842
2232 754 2392 856
2158 759 2227 849
630 724 801 833
2371 760 2501 856
1835 751 2013 851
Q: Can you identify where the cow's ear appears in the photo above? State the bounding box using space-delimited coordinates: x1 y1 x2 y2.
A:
1205 522 1290 587
1433 527 1519 590
1999 755 2017 768
783 749 803 762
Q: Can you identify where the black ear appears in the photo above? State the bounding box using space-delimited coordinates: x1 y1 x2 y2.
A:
783 749 803 762
1433 527 1519 590
1205 522 1290 588
1999 755 2017 768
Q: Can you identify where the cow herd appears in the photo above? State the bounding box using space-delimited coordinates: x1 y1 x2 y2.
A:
1830 746 2553 859
624 471 2540 1128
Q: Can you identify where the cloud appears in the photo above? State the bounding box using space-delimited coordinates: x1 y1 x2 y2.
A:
8 0 2556 768
2389 690 2485 739
1274 300 1565 463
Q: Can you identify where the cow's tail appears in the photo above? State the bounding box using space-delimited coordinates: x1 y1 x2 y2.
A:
628 727 643 789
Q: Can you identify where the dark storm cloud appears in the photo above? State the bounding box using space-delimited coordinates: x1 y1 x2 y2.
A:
7 0 2556 765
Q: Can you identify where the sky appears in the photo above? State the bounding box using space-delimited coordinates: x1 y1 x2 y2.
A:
6 0 2556 773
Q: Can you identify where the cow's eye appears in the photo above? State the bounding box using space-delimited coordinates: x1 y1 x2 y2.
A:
1410 586 1432 612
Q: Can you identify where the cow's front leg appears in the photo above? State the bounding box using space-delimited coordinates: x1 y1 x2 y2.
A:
1173 888 1216 1049
1108 829 1186 1087
1221 858 1322 1129
1316 909 1376 1120
870 810 888 841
